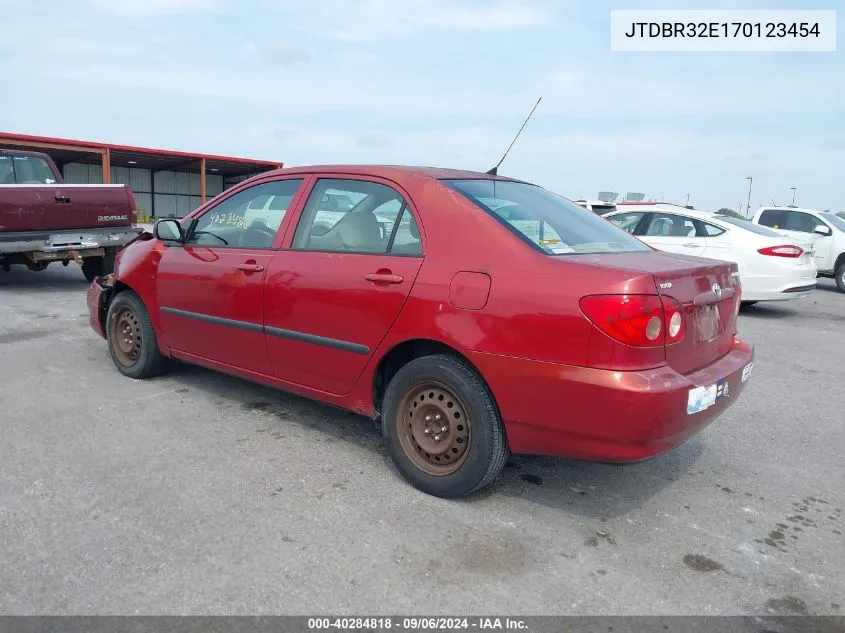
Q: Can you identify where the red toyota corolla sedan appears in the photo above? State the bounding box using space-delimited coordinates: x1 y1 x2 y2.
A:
87 165 754 498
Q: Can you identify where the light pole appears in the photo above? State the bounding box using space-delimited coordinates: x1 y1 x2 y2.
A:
745 176 753 219
790 187 797 205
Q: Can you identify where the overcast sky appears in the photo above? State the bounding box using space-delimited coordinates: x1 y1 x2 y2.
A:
2 0 842 212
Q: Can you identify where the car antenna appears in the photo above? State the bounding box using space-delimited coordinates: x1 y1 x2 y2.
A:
486 96 542 176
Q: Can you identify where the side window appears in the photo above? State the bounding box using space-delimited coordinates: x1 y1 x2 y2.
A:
292 178 421 255
758 209 787 228
645 213 700 238
702 222 726 237
607 212 645 234
186 179 303 249
785 212 820 233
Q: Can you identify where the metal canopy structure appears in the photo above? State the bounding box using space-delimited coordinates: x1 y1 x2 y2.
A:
0 131 283 209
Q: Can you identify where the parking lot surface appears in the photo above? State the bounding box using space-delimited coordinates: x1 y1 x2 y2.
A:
1 264 843 616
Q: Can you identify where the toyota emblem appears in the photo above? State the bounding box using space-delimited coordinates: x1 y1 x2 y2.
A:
712 282 722 298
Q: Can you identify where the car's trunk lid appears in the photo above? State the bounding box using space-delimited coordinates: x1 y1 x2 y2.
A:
569 251 740 375
652 258 739 375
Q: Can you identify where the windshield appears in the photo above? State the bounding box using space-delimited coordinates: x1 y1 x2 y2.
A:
821 212 845 232
716 215 786 237
442 179 650 255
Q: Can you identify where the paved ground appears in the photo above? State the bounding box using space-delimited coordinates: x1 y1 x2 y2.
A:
1 263 842 616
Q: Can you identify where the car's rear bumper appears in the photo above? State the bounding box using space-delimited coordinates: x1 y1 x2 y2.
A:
0 227 143 256
742 282 817 302
87 279 109 339
740 262 818 301
468 337 754 462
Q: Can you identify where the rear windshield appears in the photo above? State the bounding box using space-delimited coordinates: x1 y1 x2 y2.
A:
716 215 785 237
443 179 650 255
0 154 57 184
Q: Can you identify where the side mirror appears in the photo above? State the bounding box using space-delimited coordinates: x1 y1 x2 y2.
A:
814 224 832 237
153 218 184 243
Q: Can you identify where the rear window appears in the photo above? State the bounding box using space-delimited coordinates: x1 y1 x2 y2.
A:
0 154 57 184
443 179 650 255
717 215 785 237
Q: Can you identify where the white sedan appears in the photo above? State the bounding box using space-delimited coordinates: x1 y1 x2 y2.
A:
603 205 818 304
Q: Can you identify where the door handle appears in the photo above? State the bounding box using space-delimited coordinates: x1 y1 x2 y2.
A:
55 195 71 204
365 272 404 284
236 263 264 273
682 242 702 247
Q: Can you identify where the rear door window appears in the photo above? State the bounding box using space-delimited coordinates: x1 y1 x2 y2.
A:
292 178 423 255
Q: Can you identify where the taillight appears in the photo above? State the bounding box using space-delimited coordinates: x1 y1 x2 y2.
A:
758 244 803 258
661 295 686 344
579 294 686 348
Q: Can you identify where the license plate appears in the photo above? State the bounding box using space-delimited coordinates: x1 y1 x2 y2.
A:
695 304 723 342
687 378 731 415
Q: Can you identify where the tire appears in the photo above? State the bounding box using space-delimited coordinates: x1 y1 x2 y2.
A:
740 301 758 308
382 354 509 498
105 290 167 379
81 251 116 283
836 262 845 293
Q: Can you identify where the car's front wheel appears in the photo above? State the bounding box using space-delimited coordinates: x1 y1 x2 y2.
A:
382 354 509 498
106 290 167 379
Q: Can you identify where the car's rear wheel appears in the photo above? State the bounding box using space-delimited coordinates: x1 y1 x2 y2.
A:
106 290 167 379
835 262 845 293
382 354 509 498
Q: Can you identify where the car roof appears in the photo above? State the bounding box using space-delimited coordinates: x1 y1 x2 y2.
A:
609 204 721 221
260 164 531 185
756 206 823 214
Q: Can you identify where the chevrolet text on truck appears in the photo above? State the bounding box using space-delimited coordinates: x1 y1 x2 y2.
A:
0 149 142 280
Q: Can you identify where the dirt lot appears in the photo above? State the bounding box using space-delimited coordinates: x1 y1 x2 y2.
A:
1 264 842 616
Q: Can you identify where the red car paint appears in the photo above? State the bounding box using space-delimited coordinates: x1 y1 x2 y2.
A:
88 165 754 462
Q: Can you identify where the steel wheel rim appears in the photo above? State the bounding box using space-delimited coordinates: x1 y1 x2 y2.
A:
110 307 142 366
397 382 471 476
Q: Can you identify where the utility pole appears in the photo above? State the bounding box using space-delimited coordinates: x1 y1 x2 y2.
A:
745 176 753 219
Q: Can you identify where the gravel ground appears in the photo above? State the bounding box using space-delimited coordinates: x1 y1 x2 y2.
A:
1 264 842 616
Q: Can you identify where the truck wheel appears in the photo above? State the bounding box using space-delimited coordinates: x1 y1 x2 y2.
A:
836 262 845 293
382 354 509 498
106 290 167 379
81 252 117 283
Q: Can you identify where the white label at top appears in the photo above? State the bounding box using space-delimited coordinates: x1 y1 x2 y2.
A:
610 10 836 52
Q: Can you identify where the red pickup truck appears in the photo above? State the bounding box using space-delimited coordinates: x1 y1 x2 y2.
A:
0 149 143 281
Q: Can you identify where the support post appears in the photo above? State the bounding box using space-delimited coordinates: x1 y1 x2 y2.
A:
200 158 207 204
102 148 111 184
